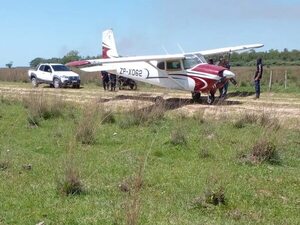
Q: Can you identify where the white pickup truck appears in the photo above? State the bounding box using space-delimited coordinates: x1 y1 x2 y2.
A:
28 63 81 88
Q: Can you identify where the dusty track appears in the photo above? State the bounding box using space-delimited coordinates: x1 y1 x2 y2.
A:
1 83 299 128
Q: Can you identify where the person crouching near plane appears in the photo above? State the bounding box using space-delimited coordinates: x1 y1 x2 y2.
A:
101 71 110 91
254 58 263 99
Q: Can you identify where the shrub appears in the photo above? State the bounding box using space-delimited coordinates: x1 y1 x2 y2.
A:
240 139 280 165
57 167 84 196
192 186 226 209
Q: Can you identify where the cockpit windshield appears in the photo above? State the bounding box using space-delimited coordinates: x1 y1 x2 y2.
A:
183 53 207 69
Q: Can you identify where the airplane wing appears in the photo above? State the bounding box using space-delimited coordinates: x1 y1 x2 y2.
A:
197 44 264 56
66 43 263 70
66 54 185 67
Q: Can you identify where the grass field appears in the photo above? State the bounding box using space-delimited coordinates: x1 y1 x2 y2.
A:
0 94 299 224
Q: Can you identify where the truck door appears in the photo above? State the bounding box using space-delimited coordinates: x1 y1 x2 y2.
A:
43 65 53 82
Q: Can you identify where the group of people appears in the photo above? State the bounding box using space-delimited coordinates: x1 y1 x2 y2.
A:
208 56 263 99
101 71 117 91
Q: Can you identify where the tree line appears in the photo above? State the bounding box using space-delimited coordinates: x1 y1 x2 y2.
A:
29 48 300 68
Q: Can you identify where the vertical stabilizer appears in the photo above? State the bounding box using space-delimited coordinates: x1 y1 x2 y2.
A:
102 29 119 59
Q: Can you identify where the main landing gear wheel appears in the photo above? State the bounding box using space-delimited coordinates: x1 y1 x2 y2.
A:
192 92 201 103
207 95 215 105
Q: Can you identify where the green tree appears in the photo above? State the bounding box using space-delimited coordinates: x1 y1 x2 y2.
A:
5 61 13 68
61 50 81 64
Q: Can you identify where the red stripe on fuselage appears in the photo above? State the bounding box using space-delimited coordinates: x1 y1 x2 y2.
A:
192 64 225 75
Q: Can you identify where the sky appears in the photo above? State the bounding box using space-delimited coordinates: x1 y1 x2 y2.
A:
0 0 300 67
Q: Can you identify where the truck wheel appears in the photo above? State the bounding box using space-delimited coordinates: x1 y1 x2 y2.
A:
53 78 61 88
72 84 80 89
31 77 38 87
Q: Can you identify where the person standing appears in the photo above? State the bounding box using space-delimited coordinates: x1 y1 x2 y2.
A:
218 58 230 98
101 71 109 91
109 73 117 91
254 58 263 99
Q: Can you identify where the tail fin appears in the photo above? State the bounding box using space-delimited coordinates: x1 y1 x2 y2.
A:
102 29 119 59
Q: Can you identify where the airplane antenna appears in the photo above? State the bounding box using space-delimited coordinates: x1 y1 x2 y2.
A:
177 43 185 53
161 45 169 54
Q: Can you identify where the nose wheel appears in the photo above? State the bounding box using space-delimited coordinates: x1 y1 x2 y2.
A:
192 92 201 103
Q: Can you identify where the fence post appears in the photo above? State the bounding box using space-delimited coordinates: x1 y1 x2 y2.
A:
269 70 273 91
284 70 287 89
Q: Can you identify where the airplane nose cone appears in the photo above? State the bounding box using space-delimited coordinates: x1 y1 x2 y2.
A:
223 70 235 79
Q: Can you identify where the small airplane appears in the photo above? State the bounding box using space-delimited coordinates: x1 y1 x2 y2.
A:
66 29 263 104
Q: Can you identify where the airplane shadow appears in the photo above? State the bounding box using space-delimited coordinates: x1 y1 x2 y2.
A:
227 91 256 97
100 94 242 112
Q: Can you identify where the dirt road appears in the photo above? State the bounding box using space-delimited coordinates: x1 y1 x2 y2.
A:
1 83 299 128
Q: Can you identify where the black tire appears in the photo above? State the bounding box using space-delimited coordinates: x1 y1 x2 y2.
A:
130 83 137 90
207 95 215 105
192 92 201 103
53 78 61 88
31 77 38 87
72 84 80 89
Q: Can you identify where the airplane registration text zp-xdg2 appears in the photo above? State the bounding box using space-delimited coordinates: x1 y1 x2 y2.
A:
118 67 149 78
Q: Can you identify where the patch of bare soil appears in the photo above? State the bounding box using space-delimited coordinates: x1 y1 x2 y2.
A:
1 84 299 128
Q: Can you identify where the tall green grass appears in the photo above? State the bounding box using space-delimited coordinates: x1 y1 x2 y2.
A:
0 98 299 224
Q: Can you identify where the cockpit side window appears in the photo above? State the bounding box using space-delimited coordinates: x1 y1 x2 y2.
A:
157 61 165 70
166 60 181 71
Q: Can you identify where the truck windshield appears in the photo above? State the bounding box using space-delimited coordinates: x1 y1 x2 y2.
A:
52 65 70 71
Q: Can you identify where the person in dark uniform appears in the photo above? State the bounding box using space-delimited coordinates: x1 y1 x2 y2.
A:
101 71 109 91
218 58 230 98
109 73 117 91
254 58 263 99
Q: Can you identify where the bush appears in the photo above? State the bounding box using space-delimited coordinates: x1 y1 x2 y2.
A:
57 167 84 196
240 139 280 165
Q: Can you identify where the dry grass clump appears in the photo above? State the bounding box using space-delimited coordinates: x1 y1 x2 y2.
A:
198 148 212 159
100 110 116 124
192 186 226 209
75 105 100 145
0 160 9 171
234 113 280 131
170 129 187 146
23 92 65 126
57 166 84 196
233 113 258 128
121 160 145 225
119 102 166 128
240 139 280 165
